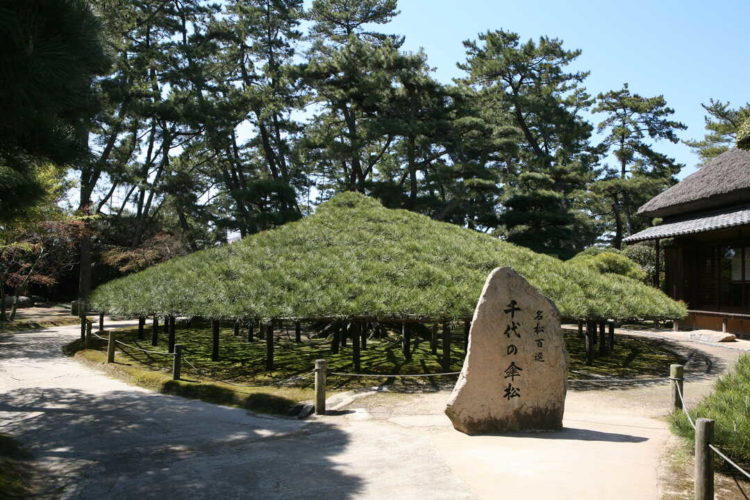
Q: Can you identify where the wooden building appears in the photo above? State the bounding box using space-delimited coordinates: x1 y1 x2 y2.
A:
625 148 750 338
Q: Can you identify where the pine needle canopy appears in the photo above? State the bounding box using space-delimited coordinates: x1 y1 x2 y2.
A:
90 193 686 322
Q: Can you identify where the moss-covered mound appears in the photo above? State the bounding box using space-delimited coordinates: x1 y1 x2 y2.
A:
91 193 686 322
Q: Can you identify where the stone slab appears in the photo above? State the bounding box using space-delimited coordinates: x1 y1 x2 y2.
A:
445 267 568 434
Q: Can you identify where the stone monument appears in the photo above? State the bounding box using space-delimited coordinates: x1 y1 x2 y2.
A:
445 267 568 434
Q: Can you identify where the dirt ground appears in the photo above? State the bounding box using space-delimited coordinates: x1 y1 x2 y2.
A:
1 318 749 499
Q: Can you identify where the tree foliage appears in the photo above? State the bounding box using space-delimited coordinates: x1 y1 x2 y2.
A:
591 84 686 248
685 99 750 162
91 193 686 322
0 0 108 221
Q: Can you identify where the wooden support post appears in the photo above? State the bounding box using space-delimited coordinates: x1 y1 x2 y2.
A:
608 321 615 349
598 321 607 355
340 323 347 348
163 316 169 334
168 316 176 353
584 321 594 365
654 238 661 289
233 320 240 337
591 320 598 345
670 364 684 411
98 311 104 332
442 321 451 371
673 320 680 332
721 316 728 333
431 324 438 354
211 319 220 361
578 321 583 338
315 359 327 415
265 322 274 371
151 315 159 346
352 322 361 372
464 319 470 351
295 321 302 343
247 322 254 342
138 316 145 340
84 321 92 349
695 418 714 500
80 316 86 341
402 322 411 361
361 323 367 350
106 329 116 363
172 344 183 381
331 326 340 354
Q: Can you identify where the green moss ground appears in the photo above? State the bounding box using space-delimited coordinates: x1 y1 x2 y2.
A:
82 320 686 393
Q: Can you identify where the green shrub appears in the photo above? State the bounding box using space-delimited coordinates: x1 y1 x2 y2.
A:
568 251 648 282
671 354 750 472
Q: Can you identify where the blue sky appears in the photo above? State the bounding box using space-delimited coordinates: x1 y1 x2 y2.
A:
381 0 750 178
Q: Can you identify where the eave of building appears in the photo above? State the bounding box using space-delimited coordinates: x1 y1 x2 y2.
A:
624 204 750 243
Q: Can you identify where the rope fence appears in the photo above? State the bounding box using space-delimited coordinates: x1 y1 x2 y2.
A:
671 364 750 498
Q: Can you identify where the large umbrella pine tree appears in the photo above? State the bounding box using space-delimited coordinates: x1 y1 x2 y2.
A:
92 192 686 324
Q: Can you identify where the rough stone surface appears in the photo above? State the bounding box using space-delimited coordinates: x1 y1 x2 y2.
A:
445 267 568 434
687 329 737 343
2 295 32 308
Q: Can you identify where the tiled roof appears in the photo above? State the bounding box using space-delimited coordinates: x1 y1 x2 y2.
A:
624 205 750 243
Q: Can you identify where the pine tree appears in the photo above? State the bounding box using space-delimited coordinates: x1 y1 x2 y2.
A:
459 29 596 256
0 0 108 222
592 83 686 248
685 99 750 162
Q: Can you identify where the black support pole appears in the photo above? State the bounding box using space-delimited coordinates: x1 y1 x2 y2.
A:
402 322 411 361
151 315 159 346
608 321 615 349
295 321 302 343
168 316 176 353
233 321 240 337
463 319 471 351
331 326 340 354
442 321 451 371
138 316 145 340
265 322 274 370
352 322 361 372
584 321 594 365
211 319 220 361
247 321 254 342
598 321 607 355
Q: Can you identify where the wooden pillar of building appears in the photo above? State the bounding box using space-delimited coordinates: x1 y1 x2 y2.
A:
654 239 661 289
295 321 302 343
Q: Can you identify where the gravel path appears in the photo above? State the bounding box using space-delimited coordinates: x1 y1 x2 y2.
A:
1 320 747 499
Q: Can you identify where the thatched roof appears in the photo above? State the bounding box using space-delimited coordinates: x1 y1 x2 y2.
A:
91 193 686 321
638 149 750 218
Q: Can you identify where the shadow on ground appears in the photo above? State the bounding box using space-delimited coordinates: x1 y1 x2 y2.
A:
0 387 363 499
